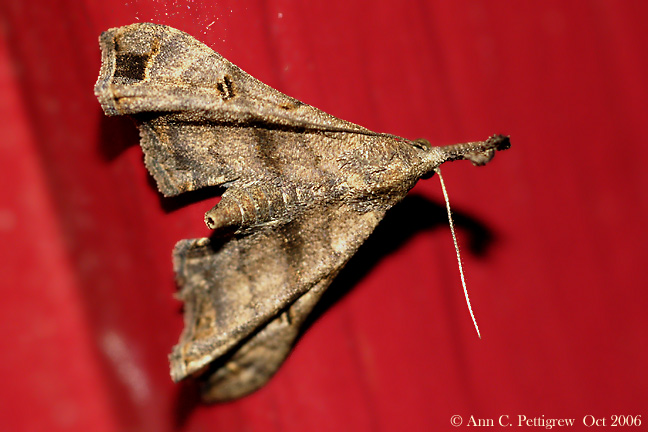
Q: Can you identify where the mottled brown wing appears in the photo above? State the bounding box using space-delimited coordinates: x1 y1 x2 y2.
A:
171 204 385 401
95 22 375 197
95 23 421 401
95 23 511 402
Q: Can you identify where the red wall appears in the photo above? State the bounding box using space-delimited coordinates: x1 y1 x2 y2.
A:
1 1 646 431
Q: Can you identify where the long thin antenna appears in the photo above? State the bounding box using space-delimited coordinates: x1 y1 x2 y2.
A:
435 167 481 339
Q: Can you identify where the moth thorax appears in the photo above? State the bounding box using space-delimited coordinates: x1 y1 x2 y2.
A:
204 184 295 233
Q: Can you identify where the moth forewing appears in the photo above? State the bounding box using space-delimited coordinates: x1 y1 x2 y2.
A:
95 22 510 402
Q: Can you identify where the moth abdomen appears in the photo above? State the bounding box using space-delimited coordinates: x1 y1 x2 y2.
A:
204 184 296 234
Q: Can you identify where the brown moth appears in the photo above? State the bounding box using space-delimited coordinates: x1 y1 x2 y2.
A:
95 23 510 402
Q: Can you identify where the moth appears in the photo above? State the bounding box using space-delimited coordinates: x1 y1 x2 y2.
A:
95 23 510 402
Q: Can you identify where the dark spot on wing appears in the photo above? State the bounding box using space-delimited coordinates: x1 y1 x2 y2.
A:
113 35 160 83
252 127 283 175
277 220 306 270
114 53 150 81
216 75 235 100
279 100 304 110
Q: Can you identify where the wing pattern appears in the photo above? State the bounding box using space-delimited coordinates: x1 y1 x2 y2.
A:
95 23 510 401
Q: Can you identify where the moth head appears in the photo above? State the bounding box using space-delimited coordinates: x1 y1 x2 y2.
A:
418 134 511 178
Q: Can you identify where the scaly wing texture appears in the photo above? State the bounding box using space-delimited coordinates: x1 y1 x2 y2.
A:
95 23 426 400
95 23 376 197
172 204 385 401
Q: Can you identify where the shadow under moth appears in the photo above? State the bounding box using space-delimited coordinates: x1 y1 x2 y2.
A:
95 23 510 402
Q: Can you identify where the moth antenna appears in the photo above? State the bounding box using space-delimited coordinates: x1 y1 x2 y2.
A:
435 167 481 339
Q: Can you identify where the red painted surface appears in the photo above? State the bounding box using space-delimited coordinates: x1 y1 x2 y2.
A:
1 1 646 431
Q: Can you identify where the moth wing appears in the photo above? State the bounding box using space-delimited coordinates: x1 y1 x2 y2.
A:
95 23 421 401
195 275 333 402
170 204 385 400
95 22 372 197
